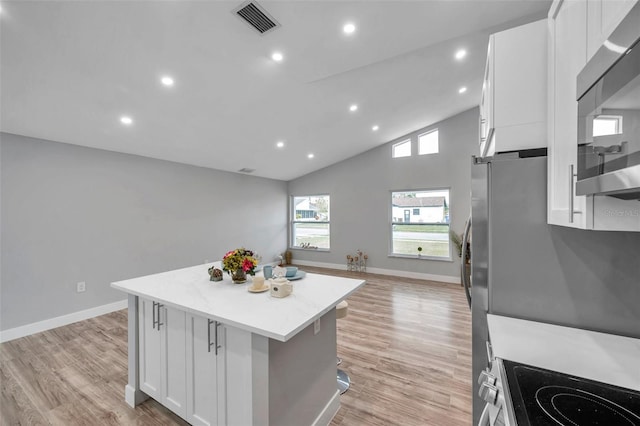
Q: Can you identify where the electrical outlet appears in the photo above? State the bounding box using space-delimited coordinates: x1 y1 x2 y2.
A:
314 318 320 335
76 281 86 293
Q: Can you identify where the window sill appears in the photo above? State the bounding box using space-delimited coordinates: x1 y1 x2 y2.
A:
388 254 452 262
289 247 330 253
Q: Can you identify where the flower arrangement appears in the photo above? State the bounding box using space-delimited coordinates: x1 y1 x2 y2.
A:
222 248 258 276
346 249 368 272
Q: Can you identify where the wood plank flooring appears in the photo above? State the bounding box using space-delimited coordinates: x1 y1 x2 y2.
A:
0 266 471 426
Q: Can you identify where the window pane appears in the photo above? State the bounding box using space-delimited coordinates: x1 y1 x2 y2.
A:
391 224 450 257
418 130 438 155
293 195 330 221
292 223 330 249
391 189 450 258
593 116 621 136
392 139 411 158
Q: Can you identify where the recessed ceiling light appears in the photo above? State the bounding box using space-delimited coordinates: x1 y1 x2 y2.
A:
455 49 467 60
308 153 315 159
276 141 285 148
271 52 284 62
349 104 358 112
459 86 467 94
372 125 379 131
343 22 356 35
120 116 133 125
161 76 174 87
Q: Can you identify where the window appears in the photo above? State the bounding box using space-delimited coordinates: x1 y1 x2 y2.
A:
593 115 622 137
392 139 411 158
391 189 450 259
291 195 330 249
418 129 438 155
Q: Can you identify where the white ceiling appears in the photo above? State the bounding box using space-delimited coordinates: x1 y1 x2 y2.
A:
0 0 550 181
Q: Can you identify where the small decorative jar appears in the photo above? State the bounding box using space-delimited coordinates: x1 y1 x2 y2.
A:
208 267 223 282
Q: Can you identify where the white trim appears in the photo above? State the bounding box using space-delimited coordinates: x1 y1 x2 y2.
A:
0 299 128 343
125 384 149 408
294 259 460 284
311 389 340 426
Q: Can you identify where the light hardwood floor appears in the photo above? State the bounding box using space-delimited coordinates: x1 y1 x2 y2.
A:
0 266 472 425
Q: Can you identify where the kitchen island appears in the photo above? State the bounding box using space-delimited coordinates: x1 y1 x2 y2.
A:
111 263 365 426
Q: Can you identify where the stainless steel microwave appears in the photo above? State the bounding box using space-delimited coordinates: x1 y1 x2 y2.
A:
576 2 640 200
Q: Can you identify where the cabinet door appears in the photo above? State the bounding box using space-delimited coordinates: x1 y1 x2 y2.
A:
479 40 494 156
548 0 590 228
186 316 226 426
161 305 187 418
139 298 162 400
587 0 638 60
602 0 638 40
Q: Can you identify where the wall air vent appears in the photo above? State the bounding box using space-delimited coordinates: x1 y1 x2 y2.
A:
233 1 280 35
238 168 256 173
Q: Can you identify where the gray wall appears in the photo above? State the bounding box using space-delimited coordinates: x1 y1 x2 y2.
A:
1 133 288 331
493 224 640 338
287 107 479 279
486 156 640 338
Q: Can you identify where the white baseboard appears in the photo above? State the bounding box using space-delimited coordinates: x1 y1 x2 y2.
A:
312 389 341 426
294 259 460 284
0 299 128 343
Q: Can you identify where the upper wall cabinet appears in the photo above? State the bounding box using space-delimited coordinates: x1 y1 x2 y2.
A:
587 0 638 60
479 19 547 157
548 0 589 228
547 0 640 231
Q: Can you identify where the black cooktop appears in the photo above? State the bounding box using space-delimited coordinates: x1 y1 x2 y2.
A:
502 360 640 426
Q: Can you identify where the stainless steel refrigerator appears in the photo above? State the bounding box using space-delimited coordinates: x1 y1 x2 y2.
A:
462 153 549 425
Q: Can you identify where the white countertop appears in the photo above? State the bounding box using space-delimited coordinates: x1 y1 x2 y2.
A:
488 314 640 391
111 263 365 342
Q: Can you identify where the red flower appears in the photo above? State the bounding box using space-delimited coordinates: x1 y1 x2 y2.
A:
242 258 254 272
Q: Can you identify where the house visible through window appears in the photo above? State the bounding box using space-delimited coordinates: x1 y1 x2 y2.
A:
392 139 411 158
418 129 438 155
291 195 330 249
391 189 450 259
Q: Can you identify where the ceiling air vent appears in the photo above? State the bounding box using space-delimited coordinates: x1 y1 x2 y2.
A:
233 1 280 35
238 168 256 173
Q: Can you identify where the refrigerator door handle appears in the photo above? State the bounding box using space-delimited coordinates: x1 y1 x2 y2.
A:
461 215 472 309
477 404 490 426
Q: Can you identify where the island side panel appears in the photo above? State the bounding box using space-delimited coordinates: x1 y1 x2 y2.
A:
225 325 270 425
268 309 338 426
125 294 149 407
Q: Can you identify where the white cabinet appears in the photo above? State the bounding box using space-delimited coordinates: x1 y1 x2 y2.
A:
480 19 547 157
162 306 187 416
139 298 162 400
479 47 493 155
138 298 187 418
548 0 640 231
186 315 226 426
587 0 638 60
548 0 590 228
139 298 227 425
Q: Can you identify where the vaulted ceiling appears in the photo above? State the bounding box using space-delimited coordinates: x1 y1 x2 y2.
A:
1 0 550 180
